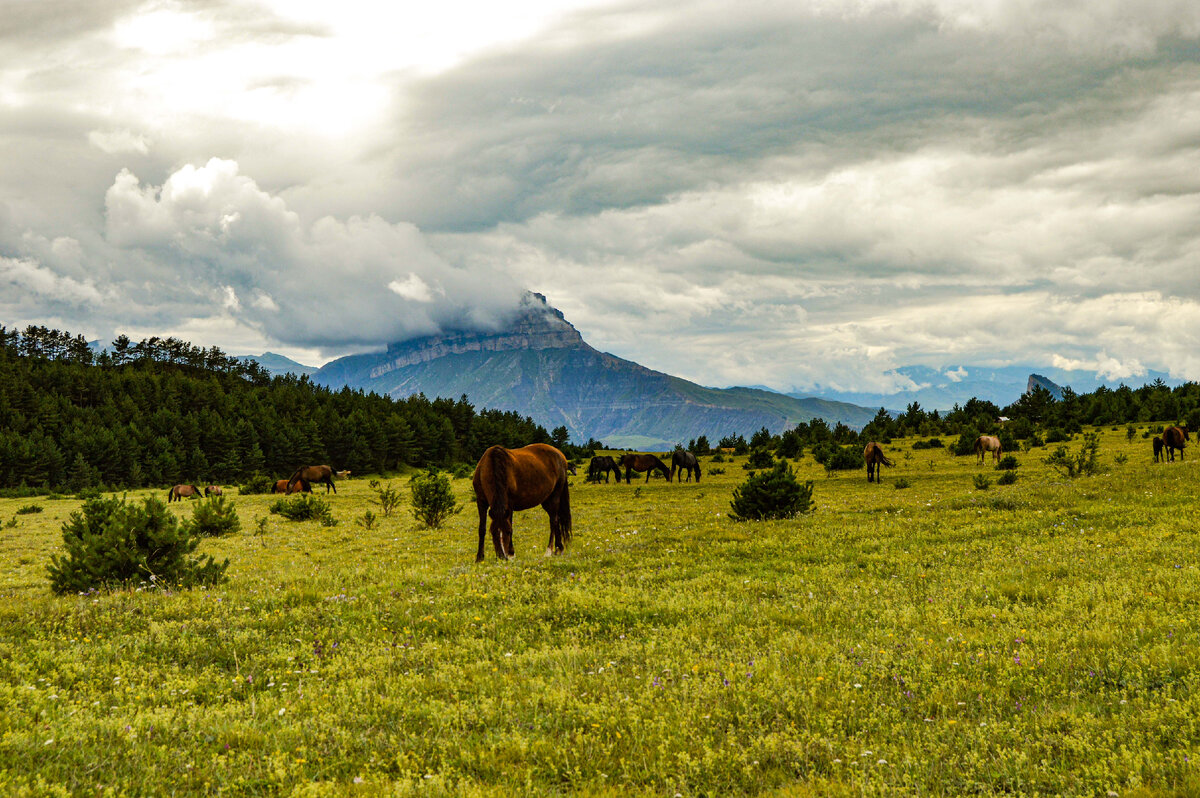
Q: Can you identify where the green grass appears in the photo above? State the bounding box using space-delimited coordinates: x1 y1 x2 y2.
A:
1 428 1198 795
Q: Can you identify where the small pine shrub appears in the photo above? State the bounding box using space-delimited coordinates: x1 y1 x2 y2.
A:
997 470 1018 485
952 432 979 457
912 438 944 450
1044 428 1071 444
15 504 43 515
973 474 991 490
239 474 277 495
47 495 228 594
814 443 861 473
711 452 726 463
410 469 461 529
707 467 726 476
185 496 241 537
995 455 1019 470
368 480 404 518
357 510 378 530
893 477 911 490
744 448 775 470
270 494 338 526
729 461 814 521
1023 433 1045 450
1046 432 1101 478
1114 453 1129 466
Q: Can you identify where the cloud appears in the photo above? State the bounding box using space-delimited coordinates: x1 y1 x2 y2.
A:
100 158 523 350
88 128 151 155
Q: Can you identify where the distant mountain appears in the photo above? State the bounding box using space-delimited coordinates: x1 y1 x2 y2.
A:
795 364 1182 413
236 352 318 377
313 293 877 450
1027 373 1064 401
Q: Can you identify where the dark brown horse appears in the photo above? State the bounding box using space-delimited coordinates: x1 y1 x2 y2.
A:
670 450 701 483
273 478 312 494
472 443 572 562
168 484 202 502
204 485 222 497
863 442 894 483
619 453 672 483
1153 436 1165 463
287 465 338 494
587 456 622 483
1162 425 1189 461
974 435 1002 464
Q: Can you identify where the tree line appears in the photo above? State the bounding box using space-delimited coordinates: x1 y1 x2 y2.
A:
0 325 557 492
688 380 1200 466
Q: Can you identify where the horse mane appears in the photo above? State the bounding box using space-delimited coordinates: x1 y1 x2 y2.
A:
487 447 510 521
973 437 983 454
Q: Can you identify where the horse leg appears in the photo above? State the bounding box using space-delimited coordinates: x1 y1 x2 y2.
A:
543 496 559 557
502 511 515 558
475 501 488 563
330 478 337 494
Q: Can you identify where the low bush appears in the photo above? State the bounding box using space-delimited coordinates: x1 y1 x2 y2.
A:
973 474 991 490
893 477 911 490
15 504 43 515
239 474 277 495
47 495 228 594
997 471 1018 485
912 438 944 450
368 480 404 518
743 448 775 470
995 455 1019 470
1044 428 1072 444
1046 432 1101 478
410 469 461 529
185 496 241 537
813 443 861 472
269 494 338 526
729 461 814 521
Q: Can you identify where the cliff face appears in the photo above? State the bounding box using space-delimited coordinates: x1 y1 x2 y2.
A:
372 293 586 377
313 293 875 449
1027 373 1065 400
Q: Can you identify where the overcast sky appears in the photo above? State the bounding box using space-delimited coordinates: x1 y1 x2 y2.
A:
3 0 1199 392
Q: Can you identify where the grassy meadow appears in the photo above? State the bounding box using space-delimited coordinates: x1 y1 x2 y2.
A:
1 426 1199 796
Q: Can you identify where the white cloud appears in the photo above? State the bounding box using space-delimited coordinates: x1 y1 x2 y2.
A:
388 273 437 302
87 128 150 155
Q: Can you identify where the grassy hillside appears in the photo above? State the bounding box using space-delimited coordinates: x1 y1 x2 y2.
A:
1 426 1197 795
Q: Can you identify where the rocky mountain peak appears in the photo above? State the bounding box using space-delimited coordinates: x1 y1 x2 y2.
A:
372 292 586 378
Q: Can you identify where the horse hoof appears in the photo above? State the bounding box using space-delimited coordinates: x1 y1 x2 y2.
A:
545 547 553 557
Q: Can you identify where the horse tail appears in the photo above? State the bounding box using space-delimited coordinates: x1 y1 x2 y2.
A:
880 452 895 468
558 478 572 544
167 487 173 502
487 448 509 521
973 437 982 454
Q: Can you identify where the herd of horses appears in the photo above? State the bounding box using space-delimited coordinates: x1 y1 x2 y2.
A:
167 466 351 502
163 424 1193 564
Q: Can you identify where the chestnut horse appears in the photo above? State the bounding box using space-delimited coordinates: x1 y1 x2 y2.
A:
619 453 672 484
168 484 202 502
587 455 622 483
1153 436 1165 463
863 442 894 483
273 478 311 494
287 464 338 494
204 485 222 497
1162 425 1189 461
670 450 702 483
473 443 572 562
974 435 1002 464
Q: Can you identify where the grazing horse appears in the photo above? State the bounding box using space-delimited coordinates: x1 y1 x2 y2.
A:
1162 425 1189 462
863 442 894 483
334 470 352 480
204 485 223 497
287 464 339 494
472 443 572 562
974 435 1003 465
587 455 622 483
1153 436 1165 463
168 484 202 502
670 450 702 483
273 478 312 494
619 453 672 484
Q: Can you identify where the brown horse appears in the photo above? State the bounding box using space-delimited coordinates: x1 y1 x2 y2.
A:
472 443 572 562
168 484 202 502
670 450 701 483
974 435 1002 464
273 478 312 494
863 442 894 483
619 453 672 483
1153 436 1165 463
1162 425 1189 461
587 456 622 483
204 485 222 497
287 465 338 494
